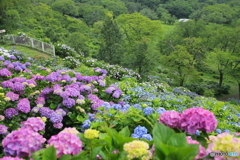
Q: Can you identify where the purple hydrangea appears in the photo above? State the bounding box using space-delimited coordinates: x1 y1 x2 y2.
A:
14 65 23 71
0 56 5 61
0 124 8 134
7 64 14 69
61 74 71 82
4 108 18 119
41 87 53 95
0 157 24 160
60 91 70 99
5 92 19 101
32 75 45 80
65 87 80 97
180 107 217 134
17 98 31 113
2 128 46 157
47 132 82 158
62 98 76 108
159 111 181 129
10 55 17 60
98 80 106 87
11 82 25 92
40 107 54 118
46 72 60 82
0 68 12 77
50 113 63 124
53 123 63 129
21 117 45 132
55 108 67 116
25 62 31 66
105 86 115 94
1 81 13 88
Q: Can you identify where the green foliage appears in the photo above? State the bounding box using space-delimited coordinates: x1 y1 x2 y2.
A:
51 0 78 16
153 123 198 160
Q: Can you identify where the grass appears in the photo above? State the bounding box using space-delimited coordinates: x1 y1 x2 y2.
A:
0 43 51 59
161 23 176 35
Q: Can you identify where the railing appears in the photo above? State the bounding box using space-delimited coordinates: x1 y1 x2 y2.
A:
3 34 55 56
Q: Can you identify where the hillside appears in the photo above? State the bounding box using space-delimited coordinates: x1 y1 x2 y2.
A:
0 45 240 159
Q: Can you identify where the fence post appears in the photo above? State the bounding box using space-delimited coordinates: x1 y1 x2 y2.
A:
31 38 34 48
12 35 15 44
41 42 44 52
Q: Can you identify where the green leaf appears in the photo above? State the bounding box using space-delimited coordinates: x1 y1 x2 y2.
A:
119 126 130 137
42 146 57 160
59 154 72 160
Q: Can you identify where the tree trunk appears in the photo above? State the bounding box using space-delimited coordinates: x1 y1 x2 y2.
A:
219 70 223 87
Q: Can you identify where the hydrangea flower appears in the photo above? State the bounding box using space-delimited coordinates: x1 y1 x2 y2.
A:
180 107 217 134
215 129 222 134
4 108 18 119
0 68 12 77
82 120 91 129
61 127 79 135
17 98 31 113
156 107 166 114
53 123 63 129
50 112 63 124
206 132 240 159
84 129 99 139
5 92 19 101
131 126 152 141
1 81 13 88
0 124 8 134
47 132 82 158
11 82 25 92
21 117 45 132
186 136 206 160
123 140 151 160
2 128 46 157
62 98 75 108
159 111 181 128
40 107 54 118
143 107 154 115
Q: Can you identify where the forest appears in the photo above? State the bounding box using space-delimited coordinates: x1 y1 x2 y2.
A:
1 0 240 99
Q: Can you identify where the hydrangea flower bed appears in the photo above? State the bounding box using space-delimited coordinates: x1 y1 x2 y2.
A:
0 47 240 159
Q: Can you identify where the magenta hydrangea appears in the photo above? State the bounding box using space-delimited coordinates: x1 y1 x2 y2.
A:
180 107 217 134
0 124 8 134
17 98 31 113
21 117 45 132
159 110 181 128
0 68 12 77
5 92 19 101
2 128 46 157
47 132 82 158
186 136 206 159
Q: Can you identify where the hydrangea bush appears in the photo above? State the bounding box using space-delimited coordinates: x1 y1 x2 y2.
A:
0 47 240 159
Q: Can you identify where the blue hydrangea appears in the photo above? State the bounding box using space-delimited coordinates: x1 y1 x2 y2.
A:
133 125 147 136
156 107 166 114
112 104 122 110
133 104 142 110
224 129 230 132
196 130 200 135
131 133 141 138
88 114 95 121
143 107 154 115
215 129 222 134
141 134 153 141
82 119 91 128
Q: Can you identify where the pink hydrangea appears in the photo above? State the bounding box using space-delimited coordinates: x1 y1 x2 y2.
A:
0 124 8 134
0 157 24 160
159 111 181 128
5 92 19 101
180 107 217 134
2 128 46 157
186 136 206 159
21 117 45 132
47 132 82 158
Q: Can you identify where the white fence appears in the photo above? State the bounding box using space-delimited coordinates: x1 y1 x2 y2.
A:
3 34 55 56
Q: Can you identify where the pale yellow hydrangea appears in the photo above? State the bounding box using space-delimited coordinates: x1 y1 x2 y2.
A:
29 84 35 88
37 104 44 108
123 140 151 160
84 129 99 139
4 97 10 101
0 93 5 96
38 117 47 122
61 127 79 135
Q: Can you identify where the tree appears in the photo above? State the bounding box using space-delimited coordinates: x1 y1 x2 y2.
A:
98 13 124 65
162 45 198 86
51 0 78 16
206 49 237 87
139 8 158 20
